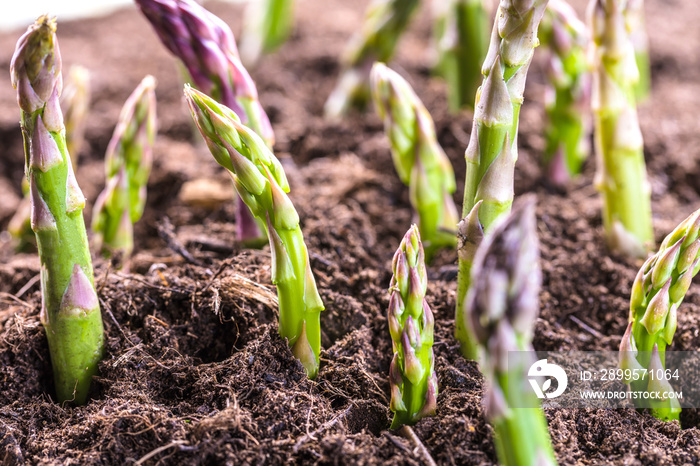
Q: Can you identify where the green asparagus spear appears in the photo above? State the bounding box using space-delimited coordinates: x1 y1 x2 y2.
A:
623 0 650 102
8 65 92 251
588 0 653 257
540 0 591 185
184 86 324 378
370 63 458 257
92 76 157 265
433 0 490 111
324 0 419 118
388 225 437 428
11 16 104 404
619 208 700 421
241 0 294 65
136 0 273 246
455 0 550 360
62 65 91 171
465 197 557 466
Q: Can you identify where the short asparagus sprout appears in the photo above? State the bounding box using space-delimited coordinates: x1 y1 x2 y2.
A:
241 0 294 65
184 86 325 378
92 76 157 266
432 0 490 111
588 0 653 258
324 0 419 118
455 0 550 360
62 65 91 170
539 0 592 185
388 225 437 428
624 0 650 102
8 65 92 251
136 0 273 246
619 208 700 421
11 16 104 404
370 63 459 257
465 197 557 466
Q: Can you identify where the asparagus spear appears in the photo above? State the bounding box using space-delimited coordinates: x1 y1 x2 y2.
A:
241 0 294 65
624 0 650 102
588 0 653 257
455 0 550 360
433 0 490 111
92 76 157 265
370 63 458 257
8 65 92 251
388 225 437 428
184 86 324 378
62 65 91 171
540 0 591 185
619 208 700 421
135 0 273 246
11 16 104 404
324 0 419 118
465 197 557 466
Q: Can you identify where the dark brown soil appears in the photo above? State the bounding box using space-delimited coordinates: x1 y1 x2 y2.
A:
1 0 700 464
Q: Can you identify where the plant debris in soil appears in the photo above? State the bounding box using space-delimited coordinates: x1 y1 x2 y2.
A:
2 0 700 464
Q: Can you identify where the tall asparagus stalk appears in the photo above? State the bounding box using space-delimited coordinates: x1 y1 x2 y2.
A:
136 0 273 246
588 0 653 258
388 226 437 428
455 0 550 359
241 0 294 65
8 65 92 251
619 208 700 421
433 0 490 111
324 0 419 118
184 86 324 378
465 198 557 466
11 16 104 404
624 0 650 102
540 0 591 185
370 63 458 257
92 76 157 265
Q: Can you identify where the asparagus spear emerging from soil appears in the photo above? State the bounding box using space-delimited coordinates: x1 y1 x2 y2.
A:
388 225 437 428
588 0 653 258
370 63 458 257
540 0 591 185
624 0 650 102
184 86 325 378
324 0 419 118
241 0 294 65
62 65 91 171
465 197 557 466
455 0 550 360
11 16 104 404
92 76 157 265
8 65 92 251
619 209 700 421
135 0 273 246
433 0 490 111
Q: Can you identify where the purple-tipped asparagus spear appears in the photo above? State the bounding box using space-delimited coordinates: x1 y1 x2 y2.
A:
135 0 273 245
11 16 104 404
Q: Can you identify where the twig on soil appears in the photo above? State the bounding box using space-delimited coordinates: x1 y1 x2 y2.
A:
14 273 41 298
133 440 188 465
157 217 201 265
0 293 34 310
292 404 353 452
399 426 438 466
569 315 604 339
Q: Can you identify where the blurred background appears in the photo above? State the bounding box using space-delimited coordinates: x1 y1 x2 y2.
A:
0 0 241 30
